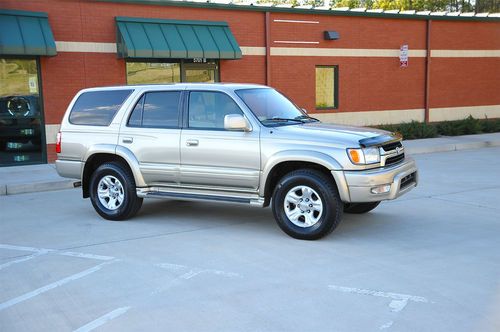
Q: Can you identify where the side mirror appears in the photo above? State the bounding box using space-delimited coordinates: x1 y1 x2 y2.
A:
224 114 252 132
302 108 308 114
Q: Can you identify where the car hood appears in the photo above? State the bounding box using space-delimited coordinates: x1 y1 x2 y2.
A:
268 122 398 147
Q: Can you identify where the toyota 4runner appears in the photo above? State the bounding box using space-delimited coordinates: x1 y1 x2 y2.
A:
56 83 418 240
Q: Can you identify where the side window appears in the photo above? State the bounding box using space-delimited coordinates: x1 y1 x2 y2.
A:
127 95 144 127
127 91 181 128
188 91 243 130
69 90 133 126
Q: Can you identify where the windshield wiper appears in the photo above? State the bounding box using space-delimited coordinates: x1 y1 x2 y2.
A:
263 117 304 123
294 115 320 122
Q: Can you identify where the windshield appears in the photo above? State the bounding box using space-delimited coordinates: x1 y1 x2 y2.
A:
235 88 315 126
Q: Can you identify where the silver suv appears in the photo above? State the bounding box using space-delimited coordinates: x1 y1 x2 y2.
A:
56 83 418 240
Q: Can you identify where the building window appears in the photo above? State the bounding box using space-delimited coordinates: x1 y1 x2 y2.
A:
126 62 181 85
0 58 45 166
126 60 219 85
315 66 338 109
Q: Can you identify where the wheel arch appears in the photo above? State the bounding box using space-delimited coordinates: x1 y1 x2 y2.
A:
81 145 145 198
260 151 346 207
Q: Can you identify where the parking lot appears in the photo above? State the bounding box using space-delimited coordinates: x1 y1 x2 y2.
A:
1 147 499 332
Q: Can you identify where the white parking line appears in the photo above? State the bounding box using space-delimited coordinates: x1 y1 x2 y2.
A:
0 244 51 253
74 306 131 332
0 250 50 271
0 243 115 263
59 252 115 261
328 285 429 312
156 263 241 279
328 285 430 330
0 261 113 312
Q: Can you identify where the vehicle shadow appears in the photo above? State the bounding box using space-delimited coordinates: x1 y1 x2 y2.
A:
135 199 404 241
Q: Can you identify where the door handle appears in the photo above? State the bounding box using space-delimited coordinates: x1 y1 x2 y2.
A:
122 137 133 144
186 139 199 146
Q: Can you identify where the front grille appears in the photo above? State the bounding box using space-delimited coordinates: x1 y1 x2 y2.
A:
400 172 416 189
385 153 405 166
381 141 403 152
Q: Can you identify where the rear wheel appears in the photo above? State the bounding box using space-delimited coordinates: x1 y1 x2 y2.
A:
271 169 342 240
89 162 143 220
344 202 380 214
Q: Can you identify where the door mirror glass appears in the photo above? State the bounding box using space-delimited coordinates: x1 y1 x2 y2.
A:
224 114 251 132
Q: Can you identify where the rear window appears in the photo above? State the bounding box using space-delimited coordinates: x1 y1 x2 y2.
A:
69 90 133 126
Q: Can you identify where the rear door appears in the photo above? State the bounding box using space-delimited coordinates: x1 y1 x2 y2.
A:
118 90 183 186
179 90 260 190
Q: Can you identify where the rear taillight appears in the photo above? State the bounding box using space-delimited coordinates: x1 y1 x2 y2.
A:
56 132 62 153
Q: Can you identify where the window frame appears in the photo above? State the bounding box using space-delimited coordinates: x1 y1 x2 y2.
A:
184 90 246 132
125 59 220 85
315 65 339 111
126 90 184 129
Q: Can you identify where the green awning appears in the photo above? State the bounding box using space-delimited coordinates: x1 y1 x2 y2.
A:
116 17 242 59
0 9 57 56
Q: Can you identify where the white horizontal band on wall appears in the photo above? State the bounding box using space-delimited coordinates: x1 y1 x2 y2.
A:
431 50 500 57
240 46 266 56
55 41 117 53
429 105 500 122
271 47 428 57
310 109 425 126
54 41 500 58
310 105 500 126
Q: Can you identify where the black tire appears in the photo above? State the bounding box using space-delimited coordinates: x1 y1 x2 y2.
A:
89 162 143 221
271 169 343 240
344 202 380 214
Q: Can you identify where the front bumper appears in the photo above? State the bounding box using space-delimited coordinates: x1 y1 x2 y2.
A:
333 157 418 203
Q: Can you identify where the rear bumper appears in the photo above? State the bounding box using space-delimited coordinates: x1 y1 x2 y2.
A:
334 158 418 203
55 159 83 180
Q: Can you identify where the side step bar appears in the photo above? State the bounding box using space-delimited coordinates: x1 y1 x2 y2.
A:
144 191 264 207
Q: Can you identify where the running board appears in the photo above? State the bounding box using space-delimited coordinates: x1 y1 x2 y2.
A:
143 191 265 207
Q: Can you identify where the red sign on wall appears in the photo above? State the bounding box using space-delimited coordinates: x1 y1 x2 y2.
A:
400 44 409 67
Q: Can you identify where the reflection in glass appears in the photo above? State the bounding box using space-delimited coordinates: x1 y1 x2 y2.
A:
126 62 181 84
0 58 44 166
185 69 215 83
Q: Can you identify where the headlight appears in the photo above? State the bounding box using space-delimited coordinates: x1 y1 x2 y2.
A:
347 147 381 165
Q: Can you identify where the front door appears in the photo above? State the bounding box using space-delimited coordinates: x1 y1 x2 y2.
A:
180 90 260 191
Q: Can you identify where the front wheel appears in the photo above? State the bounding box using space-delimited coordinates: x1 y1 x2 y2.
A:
271 169 343 240
344 202 380 214
89 162 143 221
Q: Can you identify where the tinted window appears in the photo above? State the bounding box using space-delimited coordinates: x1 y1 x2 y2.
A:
142 91 181 128
189 91 242 130
69 90 132 126
127 95 144 127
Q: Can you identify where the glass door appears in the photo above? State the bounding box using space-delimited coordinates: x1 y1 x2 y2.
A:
0 58 46 166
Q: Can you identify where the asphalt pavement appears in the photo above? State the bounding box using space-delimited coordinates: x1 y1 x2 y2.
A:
0 147 499 331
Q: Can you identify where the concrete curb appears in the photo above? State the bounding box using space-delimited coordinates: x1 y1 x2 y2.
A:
404 134 500 155
0 179 78 196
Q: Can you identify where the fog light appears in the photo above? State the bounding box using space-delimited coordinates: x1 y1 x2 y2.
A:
371 184 391 194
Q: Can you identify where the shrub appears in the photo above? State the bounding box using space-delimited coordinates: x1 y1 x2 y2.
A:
376 116 500 140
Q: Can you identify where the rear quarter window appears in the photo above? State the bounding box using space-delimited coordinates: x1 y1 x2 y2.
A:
69 90 133 126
